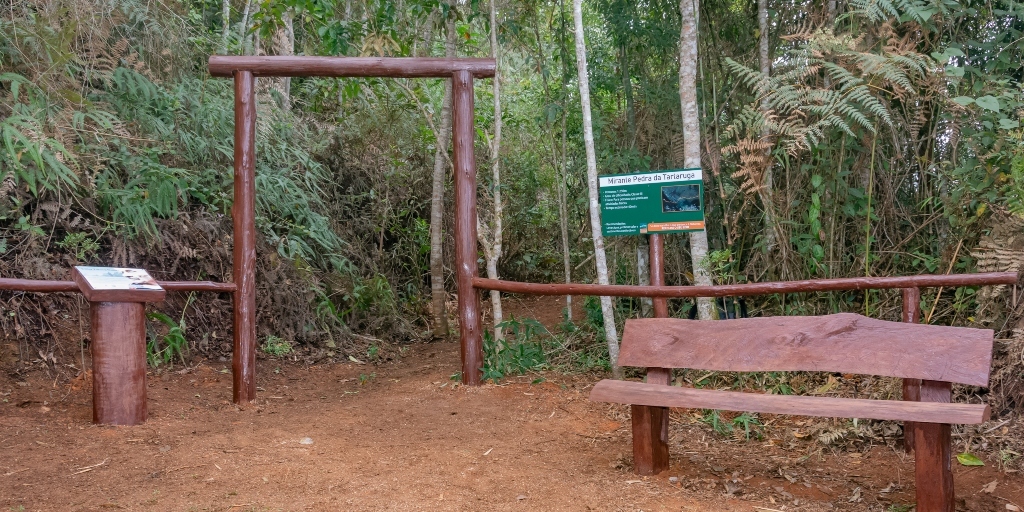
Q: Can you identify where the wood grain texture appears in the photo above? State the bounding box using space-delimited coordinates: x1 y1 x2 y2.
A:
452 71 483 386
91 302 147 425
0 279 79 292
649 234 668 318
902 287 922 454
617 314 994 386
71 267 166 303
232 70 258 403
635 234 671 473
915 380 954 512
0 278 234 294
631 404 669 475
209 56 496 78
160 281 236 292
473 272 1018 297
590 380 990 424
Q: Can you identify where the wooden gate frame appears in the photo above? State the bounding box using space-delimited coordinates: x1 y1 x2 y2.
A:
209 56 495 401
209 55 1018 407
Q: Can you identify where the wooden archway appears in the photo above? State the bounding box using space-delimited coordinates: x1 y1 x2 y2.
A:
209 56 495 401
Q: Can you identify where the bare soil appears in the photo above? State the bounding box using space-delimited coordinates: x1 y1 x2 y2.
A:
2 297 1022 511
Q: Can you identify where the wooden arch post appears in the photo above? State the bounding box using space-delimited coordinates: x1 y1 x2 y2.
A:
232 70 258 403
452 69 483 386
211 56 496 401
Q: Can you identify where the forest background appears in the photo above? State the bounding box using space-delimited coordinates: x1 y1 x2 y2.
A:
2 0 1024 466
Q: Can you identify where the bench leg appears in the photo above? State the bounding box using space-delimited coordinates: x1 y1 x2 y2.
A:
631 404 668 475
914 379 954 512
903 377 921 453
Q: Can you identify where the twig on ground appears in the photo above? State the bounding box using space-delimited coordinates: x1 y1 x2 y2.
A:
71 458 108 475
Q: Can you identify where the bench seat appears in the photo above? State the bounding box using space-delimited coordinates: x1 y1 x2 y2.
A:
591 379 990 425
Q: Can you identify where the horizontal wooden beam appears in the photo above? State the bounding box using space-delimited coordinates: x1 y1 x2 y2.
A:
159 281 237 292
618 314 993 386
209 56 496 79
0 279 236 294
590 380 990 425
0 279 79 292
473 272 1018 298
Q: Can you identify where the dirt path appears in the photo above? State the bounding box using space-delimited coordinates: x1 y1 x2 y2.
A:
2 336 1022 511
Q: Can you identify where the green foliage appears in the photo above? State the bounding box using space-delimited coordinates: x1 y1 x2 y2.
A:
481 317 548 382
57 232 100 262
146 311 188 367
700 410 763 440
0 73 78 196
262 335 293 357
956 452 985 466
315 274 396 328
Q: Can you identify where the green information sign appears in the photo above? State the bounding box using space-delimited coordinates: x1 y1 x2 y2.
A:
599 168 705 237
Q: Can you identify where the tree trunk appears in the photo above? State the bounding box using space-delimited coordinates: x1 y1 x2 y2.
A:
558 109 572 322
679 0 715 320
620 43 635 146
240 0 254 55
480 0 504 340
637 238 652 317
272 10 294 111
429 14 456 338
220 0 230 54
757 0 778 252
573 0 622 377
559 0 573 322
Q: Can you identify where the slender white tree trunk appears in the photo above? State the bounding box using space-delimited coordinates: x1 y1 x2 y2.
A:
240 0 254 55
478 0 505 340
272 9 294 111
637 238 652 317
429 14 456 338
220 0 230 54
679 0 715 320
558 111 572 322
572 0 621 377
758 0 777 251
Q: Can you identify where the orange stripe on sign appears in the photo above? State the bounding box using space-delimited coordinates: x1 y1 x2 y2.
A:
646 221 705 231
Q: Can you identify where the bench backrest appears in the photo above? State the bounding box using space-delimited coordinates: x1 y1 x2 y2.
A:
617 313 993 387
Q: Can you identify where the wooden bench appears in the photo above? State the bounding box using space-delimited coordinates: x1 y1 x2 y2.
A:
590 313 993 512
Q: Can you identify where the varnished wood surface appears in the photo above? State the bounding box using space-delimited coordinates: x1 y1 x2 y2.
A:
0 278 234 293
902 287 922 453
590 380 990 424
915 380 955 511
452 70 483 385
232 70 258 403
71 267 166 303
209 56 496 78
617 314 993 386
91 302 147 425
649 234 668 317
631 404 669 475
635 234 672 473
473 272 1018 297
160 281 236 292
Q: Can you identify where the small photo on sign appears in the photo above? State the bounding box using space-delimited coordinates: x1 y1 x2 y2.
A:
661 184 701 213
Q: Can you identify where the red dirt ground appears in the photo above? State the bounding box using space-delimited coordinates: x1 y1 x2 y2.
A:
2 296 1022 511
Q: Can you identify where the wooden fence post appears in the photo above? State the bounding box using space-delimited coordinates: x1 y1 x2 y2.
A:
915 380 954 511
452 70 483 386
91 302 148 425
902 287 921 452
633 233 670 475
232 70 257 403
